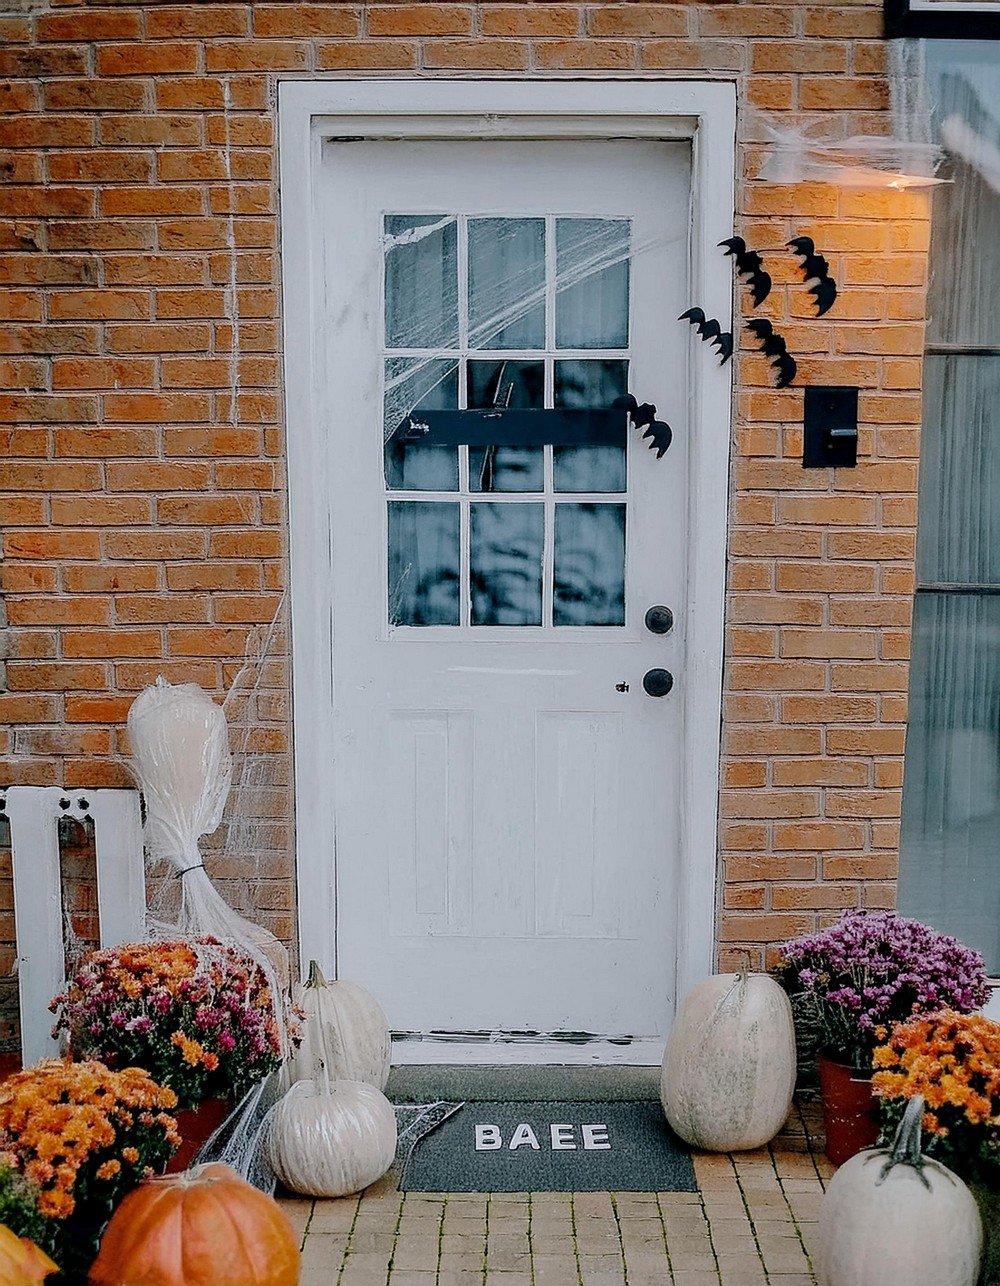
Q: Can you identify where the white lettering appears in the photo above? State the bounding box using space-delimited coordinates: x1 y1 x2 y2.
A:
476 1125 502 1151
582 1124 611 1150
550 1125 576 1150
509 1123 540 1151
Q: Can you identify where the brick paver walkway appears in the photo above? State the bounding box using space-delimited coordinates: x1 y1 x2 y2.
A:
279 1101 833 1286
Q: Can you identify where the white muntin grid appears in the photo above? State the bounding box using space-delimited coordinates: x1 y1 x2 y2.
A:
381 211 634 635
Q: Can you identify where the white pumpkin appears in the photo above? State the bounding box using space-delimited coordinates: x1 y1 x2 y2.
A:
287 961 391 1090
266 1079 397 1198
660 966 796 1151
817 1095 983 1286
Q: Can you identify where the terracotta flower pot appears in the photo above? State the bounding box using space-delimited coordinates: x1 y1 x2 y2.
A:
166 1097 231 1173
816 1052 880 1166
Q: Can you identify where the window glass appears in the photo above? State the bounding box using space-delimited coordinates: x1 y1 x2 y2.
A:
388 502 460 626
553 504 626 627
555 218 630 350
383 215 458 349
470 504 544 626
468 217 545 350
384 358 459 491
468 359 544 493
554 359 628 493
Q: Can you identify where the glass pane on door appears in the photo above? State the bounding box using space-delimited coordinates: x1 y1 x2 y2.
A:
382 211 633 629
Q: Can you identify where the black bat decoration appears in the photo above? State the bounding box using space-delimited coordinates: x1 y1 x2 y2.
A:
679 307 733 363
787 236 838 316
612 393 672 459
745 318 797 389
720 236 772 308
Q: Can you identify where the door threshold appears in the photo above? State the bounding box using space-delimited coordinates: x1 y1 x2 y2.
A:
390 1038 664 1066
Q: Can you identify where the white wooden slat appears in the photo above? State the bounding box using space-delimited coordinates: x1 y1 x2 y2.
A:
4 787 66 1064
89 791 146 948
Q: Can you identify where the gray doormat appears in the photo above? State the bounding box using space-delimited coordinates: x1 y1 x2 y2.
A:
387 1065 660 1103
401 1099 696 1192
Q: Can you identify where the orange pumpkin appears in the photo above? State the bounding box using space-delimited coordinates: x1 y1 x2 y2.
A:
88 1163 299 1286
0 1223 58 1283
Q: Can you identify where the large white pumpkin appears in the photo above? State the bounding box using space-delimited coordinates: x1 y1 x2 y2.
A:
287 961 391 1091
266 1079 398 1198
817 1095 982 1286
660 968 796 1151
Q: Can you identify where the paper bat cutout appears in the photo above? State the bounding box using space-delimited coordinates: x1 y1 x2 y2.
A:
787 236 837 316
720 236 772 308
745 318 797 389
679 307 733 363
612 393 673 459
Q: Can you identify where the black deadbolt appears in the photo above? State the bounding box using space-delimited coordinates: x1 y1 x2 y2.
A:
644 605 674 635
642 668 674 698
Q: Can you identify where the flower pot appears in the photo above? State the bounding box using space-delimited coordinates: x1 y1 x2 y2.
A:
817 1052 880 1166
166 1097 231 1173
973 1181 1000 1286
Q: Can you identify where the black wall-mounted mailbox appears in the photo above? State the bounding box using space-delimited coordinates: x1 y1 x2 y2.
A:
803 386 859 468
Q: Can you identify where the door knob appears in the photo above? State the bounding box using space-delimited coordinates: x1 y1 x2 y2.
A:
644 605 674 635
642 668 674 698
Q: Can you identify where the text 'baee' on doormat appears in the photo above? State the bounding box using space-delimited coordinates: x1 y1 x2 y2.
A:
400 1100 696 1192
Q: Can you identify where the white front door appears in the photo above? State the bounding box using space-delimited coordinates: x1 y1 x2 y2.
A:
319 135 694 1052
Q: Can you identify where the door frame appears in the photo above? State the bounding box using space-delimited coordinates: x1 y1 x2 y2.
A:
279 78 736 1058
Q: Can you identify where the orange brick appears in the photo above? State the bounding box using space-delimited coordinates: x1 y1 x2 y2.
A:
5 531 101 561
641 38 745 70
62 564 160 594
369 5 471 34
316 40 418 69
773 821 866 852
102 187 205 218
63 630 162 659
38 11 142 41
781 629 877 660
64 695 133 723
772 884 859 911
726 727 822 756
533 39 636 68
103 393 211 423
827 790 902 819
781 695 878 723
6 597 110 627
831 662 910 693
104 530 207 560
146 6 250 37
728 661 828 692
167 627 251 656
773 759 869 788
53 427 157 458
98 43 199 76
719 914 813 942
155 496 256 526
6 662 109 692
115 595 210 625
586 6 688 37
2 564 56 593
800 76 889 111
481 7 580 36
205 41 310 71
107 462 212 492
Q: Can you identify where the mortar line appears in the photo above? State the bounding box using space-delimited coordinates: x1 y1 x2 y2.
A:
334 1194 364 1286
653 1192 678 1286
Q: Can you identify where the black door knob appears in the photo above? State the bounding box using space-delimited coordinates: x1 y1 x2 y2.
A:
644 605 674 635
642 668 674 698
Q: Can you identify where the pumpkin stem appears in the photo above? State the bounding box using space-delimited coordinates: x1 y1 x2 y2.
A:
306 960 328 989
737 950 752 986
878 1094 932 1191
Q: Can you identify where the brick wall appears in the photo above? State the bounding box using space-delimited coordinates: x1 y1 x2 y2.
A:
0 0 932 995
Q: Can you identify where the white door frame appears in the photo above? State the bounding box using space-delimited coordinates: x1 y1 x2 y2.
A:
279 78 736 1056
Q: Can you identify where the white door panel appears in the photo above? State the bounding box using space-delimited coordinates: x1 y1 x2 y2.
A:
323 138 691 1042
